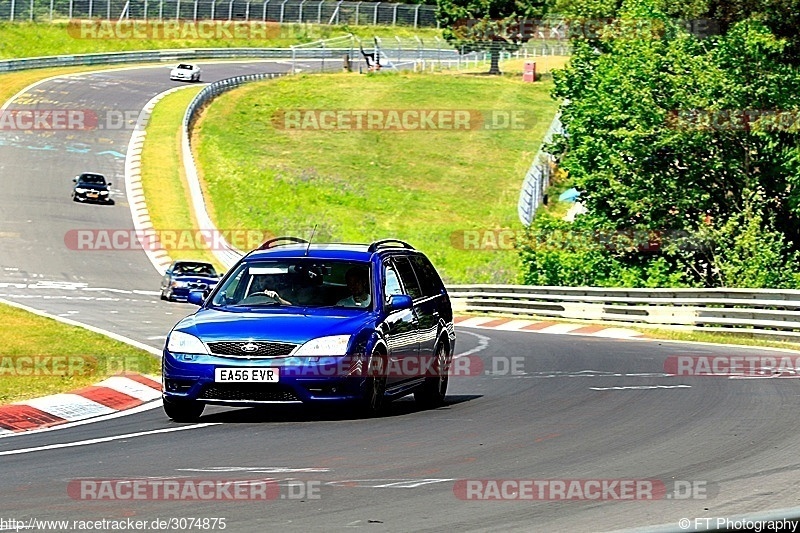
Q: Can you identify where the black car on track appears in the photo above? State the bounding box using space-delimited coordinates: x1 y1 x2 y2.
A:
72 172 113 204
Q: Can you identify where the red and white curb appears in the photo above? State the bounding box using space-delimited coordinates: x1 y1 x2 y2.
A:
454 316 644 339
0 374 161 435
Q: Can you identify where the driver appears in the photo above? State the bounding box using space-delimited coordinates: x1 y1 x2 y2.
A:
245 274 292 305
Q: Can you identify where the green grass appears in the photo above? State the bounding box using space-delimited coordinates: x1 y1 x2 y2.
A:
193 70 561 283
0 21 443 59
0 303 160 404
140 85 227 271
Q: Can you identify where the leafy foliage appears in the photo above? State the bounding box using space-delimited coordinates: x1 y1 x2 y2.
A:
524 0 800 287
435 0 555 73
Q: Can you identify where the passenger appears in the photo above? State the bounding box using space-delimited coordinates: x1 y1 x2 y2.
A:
336 267 371 308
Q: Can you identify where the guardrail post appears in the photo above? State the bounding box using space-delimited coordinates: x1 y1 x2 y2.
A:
392 2 397 25
413 4 419 28
49 0 54 21
193 0 198 20
354 1 360 24
30 0 34 21
279 0 286 23
316 0 321 23
143 0 147 20
373 1 378 25
210 0 214 19
68 0 73 19
298 0 305 22
262 0 268 20
176 0 180 19
107 0 110 19
158 0 163 21
227 0 232 20
245 0 250 20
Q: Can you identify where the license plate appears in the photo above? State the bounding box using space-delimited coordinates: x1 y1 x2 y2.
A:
214 367 279 382
88 193 98 198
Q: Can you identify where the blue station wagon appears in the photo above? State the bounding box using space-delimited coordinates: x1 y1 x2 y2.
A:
162 238 456 421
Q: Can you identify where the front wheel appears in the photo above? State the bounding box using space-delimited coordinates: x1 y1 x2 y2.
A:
163 398 204 422
414 342 449 409
357 350 387 418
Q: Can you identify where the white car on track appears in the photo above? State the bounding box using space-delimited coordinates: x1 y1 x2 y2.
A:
170 63 201 82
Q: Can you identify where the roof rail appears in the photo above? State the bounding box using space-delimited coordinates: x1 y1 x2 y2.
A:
367 239 415 253
257 236 309 250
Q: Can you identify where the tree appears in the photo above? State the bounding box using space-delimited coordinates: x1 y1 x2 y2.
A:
528 0 800 288
436 0 554 74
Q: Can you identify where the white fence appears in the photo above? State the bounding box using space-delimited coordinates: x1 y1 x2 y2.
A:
449 285 800 339
0 0 438 26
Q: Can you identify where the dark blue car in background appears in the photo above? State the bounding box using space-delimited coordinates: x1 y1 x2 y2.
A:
160 260 221 302
162 238 455 421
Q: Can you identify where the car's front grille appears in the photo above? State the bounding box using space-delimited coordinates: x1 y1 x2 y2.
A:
187 282 207 290
199 383 299 402
207 341 297 358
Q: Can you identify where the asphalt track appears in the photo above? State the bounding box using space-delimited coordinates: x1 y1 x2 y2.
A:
2 61 800 532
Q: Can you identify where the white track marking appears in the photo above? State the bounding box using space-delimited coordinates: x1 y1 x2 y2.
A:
453 330 490 358
589 385 692 391
177 467 331 474
0 423 218 456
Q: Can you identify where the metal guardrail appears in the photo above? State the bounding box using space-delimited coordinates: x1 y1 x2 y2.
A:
449 285 800 339
0 45 460 72
518 110 561 225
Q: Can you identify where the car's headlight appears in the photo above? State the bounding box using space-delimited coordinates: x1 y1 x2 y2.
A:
167 331 208 354
100 190 108 195
75 188 87 193
293 335 352 356
171 280 188 288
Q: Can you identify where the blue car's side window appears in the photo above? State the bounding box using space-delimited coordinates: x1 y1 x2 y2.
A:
384 262 403 302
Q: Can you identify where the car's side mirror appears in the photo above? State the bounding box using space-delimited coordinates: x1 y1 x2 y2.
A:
387 294 412 312
72 177 77 182
107 182 112 186
187 290 205 306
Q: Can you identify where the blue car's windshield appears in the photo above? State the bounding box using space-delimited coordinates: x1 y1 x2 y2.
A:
210 259 372 309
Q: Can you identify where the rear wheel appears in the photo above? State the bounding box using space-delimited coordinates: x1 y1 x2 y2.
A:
414 341 449 409
163 398 204 422
358 349 387 417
